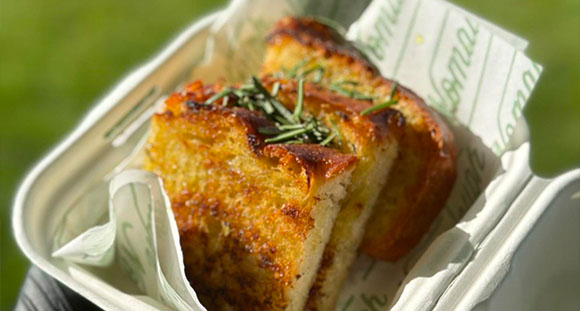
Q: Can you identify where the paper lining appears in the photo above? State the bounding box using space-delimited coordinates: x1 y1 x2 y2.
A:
52 0 541 309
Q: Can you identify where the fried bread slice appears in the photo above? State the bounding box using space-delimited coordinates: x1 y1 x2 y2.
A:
144 81 358 311
144 77 402 310
263 15 456 287
262 77 403 311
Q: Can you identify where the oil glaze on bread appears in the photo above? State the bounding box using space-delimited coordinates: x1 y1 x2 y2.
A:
262 17 456 310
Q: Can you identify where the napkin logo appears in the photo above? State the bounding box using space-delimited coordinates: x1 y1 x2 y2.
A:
453 145 486 220
427 13 479 115
356 0 404 61
118 184 156 294
492 61 542 154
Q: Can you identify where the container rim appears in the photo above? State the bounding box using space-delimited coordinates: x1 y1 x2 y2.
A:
433 168 580 310
11 11 221 310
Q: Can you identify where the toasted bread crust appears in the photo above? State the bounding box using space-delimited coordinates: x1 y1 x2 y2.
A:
265 17 376 73
264 77 402 311
145 81 358 310
169 81 358 185
263 16 456 263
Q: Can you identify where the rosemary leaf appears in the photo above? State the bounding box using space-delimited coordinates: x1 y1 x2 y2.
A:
320 132 337 146
259 98 275 114
271 81 280 97
329 83 350 96
313 68 324 83
264 126 311 143
293 79 305 122
359 81 399 116
258 127 281 135
389 81 398 100
352 93 376 100
252 76 295 122
278 123 305 130
270 99 295 123
329 82 374 100
330 120 341 146
333 80 359 86
360 100 397 116
286 58 309 78
205 88 232 104
274 114 292 125
299 65 324 78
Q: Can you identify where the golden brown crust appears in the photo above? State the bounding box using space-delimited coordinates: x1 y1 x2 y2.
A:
166 80 357 186
266 16 377 73
264 144 357 180
360 86 456 260
263 80 402 311
263 16 457 262
145 80 358 310
260 77 405 144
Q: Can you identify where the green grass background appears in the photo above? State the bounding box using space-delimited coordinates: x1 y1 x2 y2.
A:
0 0 578 309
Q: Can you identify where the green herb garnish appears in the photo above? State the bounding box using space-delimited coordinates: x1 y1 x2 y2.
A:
312 67 324 83
285 58 326 83
251 76 295 123
271 81 280 97
329 80 375 100
204 76 335 146
293 79 305 123
360 81 399 116
330 119 341 146
205 88 233 105
265 124 313 143
389 81 398 99
299 65 325 83
320 131 337 146
285 58 309 78
360 100 397 115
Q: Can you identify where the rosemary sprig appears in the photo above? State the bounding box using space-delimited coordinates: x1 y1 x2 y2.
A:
251 76 295 123
204 75 335 146
360 81 399 116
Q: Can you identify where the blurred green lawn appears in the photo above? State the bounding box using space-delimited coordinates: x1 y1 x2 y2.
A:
0 0 578 309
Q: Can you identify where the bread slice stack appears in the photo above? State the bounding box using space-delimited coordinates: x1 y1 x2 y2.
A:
144 76 402 310
262 17 456 310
